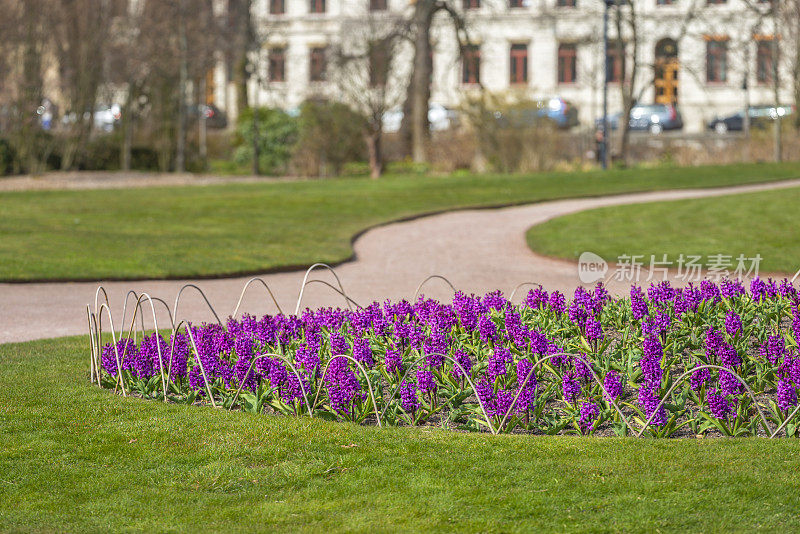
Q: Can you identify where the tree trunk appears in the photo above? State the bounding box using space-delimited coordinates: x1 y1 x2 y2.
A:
176 0 188 173
772 9 782 163
401 0 434 164
615 1 637 167
121 82 135 171
365 129 383 179
231 0 252 116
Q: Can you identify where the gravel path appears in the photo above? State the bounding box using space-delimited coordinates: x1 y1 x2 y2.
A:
0 171 296 192
2 178 800 344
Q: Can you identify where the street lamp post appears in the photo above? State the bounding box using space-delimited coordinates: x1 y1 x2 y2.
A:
601 0 613 170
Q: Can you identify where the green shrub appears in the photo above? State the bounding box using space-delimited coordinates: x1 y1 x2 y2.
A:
77 135 121 171
0 138 16 175
74 134 160 172
291 101 366 177
234 107 298 175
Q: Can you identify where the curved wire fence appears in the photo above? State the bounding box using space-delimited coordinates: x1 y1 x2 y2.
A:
86 265 800 438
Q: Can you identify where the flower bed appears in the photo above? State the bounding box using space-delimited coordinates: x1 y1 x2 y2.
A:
97 278 800 437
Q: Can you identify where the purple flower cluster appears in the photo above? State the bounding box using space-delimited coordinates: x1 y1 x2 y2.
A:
96 277 800 437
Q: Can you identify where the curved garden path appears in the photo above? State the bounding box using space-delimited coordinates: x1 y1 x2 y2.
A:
3 178 800 343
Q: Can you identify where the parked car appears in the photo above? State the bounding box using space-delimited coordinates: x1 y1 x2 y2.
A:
534 96 579 128
707 105 796 134
382 103 459 133
189 103 228 129
492 97 579 130
93 104 122 132
596 103 683 134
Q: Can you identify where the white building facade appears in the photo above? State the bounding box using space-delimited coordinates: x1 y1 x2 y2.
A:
214 0 794 133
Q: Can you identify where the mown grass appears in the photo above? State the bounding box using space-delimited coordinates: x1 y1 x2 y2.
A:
2 162 800 281
2 336 800 532
526 186 800 275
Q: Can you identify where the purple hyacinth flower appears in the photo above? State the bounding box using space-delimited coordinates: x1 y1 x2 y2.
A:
724 311 742 337
579 401 600 432
399 380 419 414
777 380 798 412
706 387 733 419
603 370 623 400
562 372 580 403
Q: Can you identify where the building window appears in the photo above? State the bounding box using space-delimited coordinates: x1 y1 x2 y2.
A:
706 38 727 83
606 42 623 83
268 48 286 82
509 43 528 84
370 0 387 10
463 0 480 8
557 0 576 6
557 43 577 84
309 47 327 81
369 43 389 87
270 0 285 14
310 0 326 13
509 0 525 7
462 45 480 84
756 39 774 84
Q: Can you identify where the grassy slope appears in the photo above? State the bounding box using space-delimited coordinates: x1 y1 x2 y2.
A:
2 162 800 281
2 337 800 532
526 186 800 275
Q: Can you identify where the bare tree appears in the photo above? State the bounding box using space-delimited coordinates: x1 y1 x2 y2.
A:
227 0 256 115
787 0 800 131
50 0 115 169
605 0 701 165
0 0 50 173
129 0 220 172
398 0 470 163
336 13 409 178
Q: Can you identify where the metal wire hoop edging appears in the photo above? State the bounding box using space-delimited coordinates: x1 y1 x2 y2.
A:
497 352 637 435
232 277 284 318
508 282 543 303
295 263 353 315
95 303 127 397
173 284 222 327
378 352 497 434
309 355 383 427
633 364 775 438
227 352 313 416
412 275 457 302
185 325 219 407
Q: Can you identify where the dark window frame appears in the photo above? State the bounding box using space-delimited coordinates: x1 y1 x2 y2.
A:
557 43 577 84
756 39 774 84
369 44 389 87
606 42 624 83
309 47 327 82
268 47 286 82
369 0 388 11
310 0 326 13
462 45 481 85
509 43 528 85
706 38 728 83
270 0 285 14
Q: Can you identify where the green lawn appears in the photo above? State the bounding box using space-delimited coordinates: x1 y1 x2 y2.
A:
526 186 800 275
2 162 800 281
2 338 800 532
